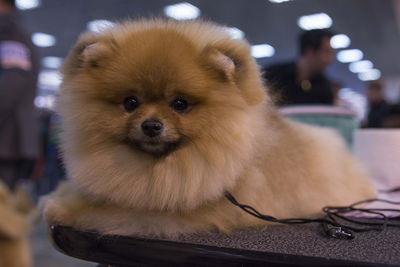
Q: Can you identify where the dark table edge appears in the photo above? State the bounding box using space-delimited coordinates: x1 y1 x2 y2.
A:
49 225 397 267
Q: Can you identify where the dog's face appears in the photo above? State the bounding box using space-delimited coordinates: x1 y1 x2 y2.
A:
99 29 231 157
58 20 269 211
61 24 265 158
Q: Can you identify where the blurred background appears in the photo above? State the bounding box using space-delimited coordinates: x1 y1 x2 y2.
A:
22 0 400 119
1 0 400 266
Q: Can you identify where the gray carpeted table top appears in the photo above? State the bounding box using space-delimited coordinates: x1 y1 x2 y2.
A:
163 223 400 265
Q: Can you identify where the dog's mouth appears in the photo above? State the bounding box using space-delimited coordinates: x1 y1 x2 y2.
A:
125 137 182 157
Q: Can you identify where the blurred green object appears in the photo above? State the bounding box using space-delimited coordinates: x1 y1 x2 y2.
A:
280 105 359 148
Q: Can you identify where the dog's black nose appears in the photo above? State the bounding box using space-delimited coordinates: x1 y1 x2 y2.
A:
141 119 163 137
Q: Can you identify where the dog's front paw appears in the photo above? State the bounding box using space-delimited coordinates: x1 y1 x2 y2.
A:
39 182 90 227
39 196 71 225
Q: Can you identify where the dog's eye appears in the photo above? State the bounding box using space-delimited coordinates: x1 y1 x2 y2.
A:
170 98 188 112
123 96 139 112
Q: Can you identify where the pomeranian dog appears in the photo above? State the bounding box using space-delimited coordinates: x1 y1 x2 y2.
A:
42 19 375 237
0 181 34 267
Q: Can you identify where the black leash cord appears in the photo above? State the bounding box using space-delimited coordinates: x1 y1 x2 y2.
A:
224 191 400 239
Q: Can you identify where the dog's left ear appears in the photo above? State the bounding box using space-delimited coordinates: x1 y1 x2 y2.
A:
201 41 265 105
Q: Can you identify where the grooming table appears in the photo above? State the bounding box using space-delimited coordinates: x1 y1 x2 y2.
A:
48 223 400 266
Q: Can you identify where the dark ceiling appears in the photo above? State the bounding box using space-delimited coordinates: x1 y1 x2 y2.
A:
19 0 400 94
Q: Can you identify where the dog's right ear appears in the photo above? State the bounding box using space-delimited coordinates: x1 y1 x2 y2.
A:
61 33 118 76
0 182 29 239
0 204 30 239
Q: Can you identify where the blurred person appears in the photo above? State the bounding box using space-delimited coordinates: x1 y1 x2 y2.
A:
380 104 400 128
0 0 40 190
263 29 335 106
33 112 66 200
366 79 388 128
331 81 362 117
331 81 351 108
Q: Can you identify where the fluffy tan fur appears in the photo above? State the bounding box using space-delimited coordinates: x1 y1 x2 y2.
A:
42 19 375 237
0 182 34 267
